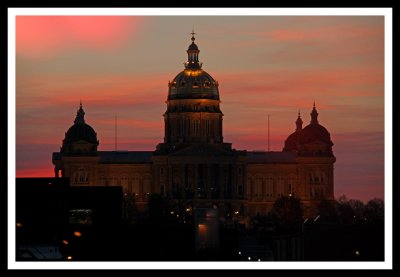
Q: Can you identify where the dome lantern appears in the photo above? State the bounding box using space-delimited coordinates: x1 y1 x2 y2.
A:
61 102 99 155
185 29 201 69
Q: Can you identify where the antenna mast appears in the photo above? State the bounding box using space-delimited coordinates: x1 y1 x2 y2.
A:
268 114 270 152
115 114 117 151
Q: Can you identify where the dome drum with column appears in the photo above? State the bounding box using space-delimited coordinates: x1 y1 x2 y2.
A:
52 31 336 220
168 31 219 101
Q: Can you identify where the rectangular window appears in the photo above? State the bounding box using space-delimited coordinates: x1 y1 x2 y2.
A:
69 209 93 225
277 178 284 197
266 178 273 197
74 168 89 184
255 179 262 198
132 177 140 196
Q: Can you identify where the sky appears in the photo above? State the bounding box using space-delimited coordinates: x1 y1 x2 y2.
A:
14 15 385 202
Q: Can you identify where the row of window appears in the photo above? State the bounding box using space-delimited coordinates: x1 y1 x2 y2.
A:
170 80 212 88
171 119 219 136
159 166 243 177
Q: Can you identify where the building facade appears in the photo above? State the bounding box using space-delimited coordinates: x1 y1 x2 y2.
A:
52 34 336 220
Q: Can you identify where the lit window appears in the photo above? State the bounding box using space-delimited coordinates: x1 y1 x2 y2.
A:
69 209 93 225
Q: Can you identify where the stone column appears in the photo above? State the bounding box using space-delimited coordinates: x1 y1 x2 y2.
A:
219 164 225 199
194 163 198 199
168 164 173 198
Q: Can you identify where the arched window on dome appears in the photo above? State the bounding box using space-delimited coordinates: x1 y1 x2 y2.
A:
265 177 273 198
121 175 129 192
204 80 210 88
100 175 107 186
254 178 263 200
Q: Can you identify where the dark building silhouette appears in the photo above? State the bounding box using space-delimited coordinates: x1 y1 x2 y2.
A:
52 33 336 221
16 177 123 260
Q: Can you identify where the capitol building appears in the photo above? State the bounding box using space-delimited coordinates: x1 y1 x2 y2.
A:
52 33 336 221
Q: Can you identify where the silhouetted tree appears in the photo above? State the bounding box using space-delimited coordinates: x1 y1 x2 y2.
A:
123 192 138 224
318 199 339 222
364 198 384 224
270 196 303 233
336 195 355 223
148 193 169 224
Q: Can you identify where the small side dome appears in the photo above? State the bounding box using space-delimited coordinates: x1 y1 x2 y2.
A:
168 32 220 100
64 123 98 144
61 103 99 155
283 104 334 156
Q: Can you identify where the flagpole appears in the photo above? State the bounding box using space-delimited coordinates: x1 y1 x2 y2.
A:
115 114 117 151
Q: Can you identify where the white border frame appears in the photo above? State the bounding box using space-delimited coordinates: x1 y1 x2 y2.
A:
8 8 392 270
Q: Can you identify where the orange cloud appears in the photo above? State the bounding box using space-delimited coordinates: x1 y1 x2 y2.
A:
268 29 319 42
265 24 382 42
17 169 54 178
16 16 144 59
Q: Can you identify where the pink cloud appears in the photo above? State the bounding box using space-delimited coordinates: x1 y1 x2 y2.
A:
268 29 320 42
16 16 144 59
265 24 383 42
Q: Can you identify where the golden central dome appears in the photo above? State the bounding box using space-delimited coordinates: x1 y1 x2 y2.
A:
168 33 219 100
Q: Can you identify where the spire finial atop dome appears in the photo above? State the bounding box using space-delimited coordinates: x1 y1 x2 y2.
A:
190 27 196 42
186 30 201 69
296 109 303 131
74 102 86 125
310 102 319 125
